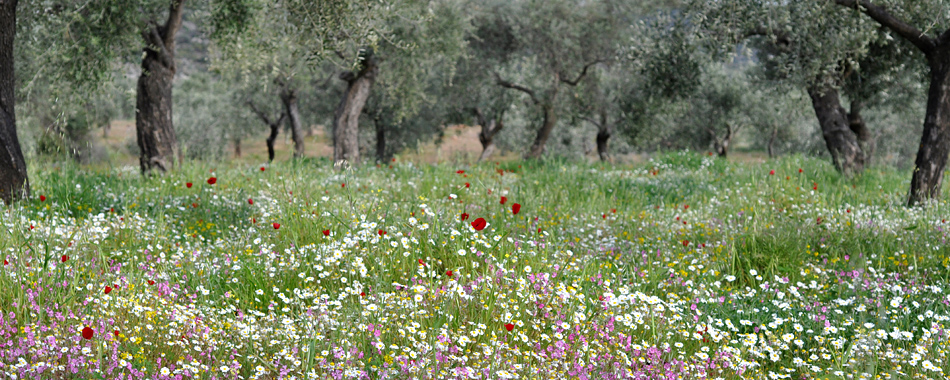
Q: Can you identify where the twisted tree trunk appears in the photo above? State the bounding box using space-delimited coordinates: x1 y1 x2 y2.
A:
136 0 185 174
374 116 386 163
279 85 305 158
247 101 285 163
473 107 503 162
909 48 950 204
332 50 377 167
0 0 29 204
525 103 557 159
807 85 865 177
596 125 612 162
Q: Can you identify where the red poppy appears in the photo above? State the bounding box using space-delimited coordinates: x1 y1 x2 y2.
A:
446 270 453 277
191 203 198 208
147 280 155 285
460 213 470 221
39 195 46 202
81 326 94 340
682 240 689 247
248 198 254 205
769 170 775 175
260 167 266 172
110 208 114 213
360 291 366 297
611 208 617 213
252 218 257 224
207 177 217 185
798 168 803 173
465 182 470 188
602 213 607 219
186 182 193 188
500 196 507 205
684 205 689 210
418 259 426 266
456 170 465 174
813 183 818 190
378 229 386 236
104 286 112 295
272 223 280 230
323 229 330 236
341 183 346 188
471 218 487 231
512 203 521 215
113 330 120 338
61 255 68 263
504 323 514 332
3 260 7 265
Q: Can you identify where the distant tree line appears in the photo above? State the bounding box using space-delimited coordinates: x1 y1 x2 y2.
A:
0 0 947 206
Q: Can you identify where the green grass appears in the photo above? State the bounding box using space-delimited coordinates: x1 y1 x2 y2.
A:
2 153 950 379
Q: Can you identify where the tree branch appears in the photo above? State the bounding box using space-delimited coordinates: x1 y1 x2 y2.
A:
560 59 602 86
494 72 539 105
145 23 174 68
247 100 284 127
579 115 603 128
162 0 186 48
833 0 936 53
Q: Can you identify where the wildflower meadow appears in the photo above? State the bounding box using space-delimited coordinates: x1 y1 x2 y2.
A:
2 153 950 380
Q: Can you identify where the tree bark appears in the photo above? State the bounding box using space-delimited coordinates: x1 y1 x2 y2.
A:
279 85 305 158
807 85 865 176
525 103 557 159
595 110 612 162
136 0 185 174
233 137 241 158
909 48 950 205
707 123 735 158
0 0 29 204
374 116 386 163
847 100 873 164
333 50 377 167
767 126 779 158
473 107 503 162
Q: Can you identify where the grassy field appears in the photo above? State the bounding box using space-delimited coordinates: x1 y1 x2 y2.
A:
2 153 950 379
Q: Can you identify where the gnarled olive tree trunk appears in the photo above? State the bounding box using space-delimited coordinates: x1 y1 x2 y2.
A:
279 85 305 158
525 103 557 159
332 50 377 167
247 100 286 163
807 85 865 177
0 0 29 204
909 48 950 204
136 0 185 174
472 107 504 162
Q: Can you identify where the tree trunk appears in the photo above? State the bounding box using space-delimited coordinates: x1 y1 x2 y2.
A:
767 126 779 158
525 103 557 159
333 50 377 167
266 123 278 162
473 108 503 162
847 100 873 165
595 110 612 162
807 85 865 176
375 117 386 163
279 86 305 159
233 137 241 158
136 0 185 174
909 49 950 205
0 0 29 204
